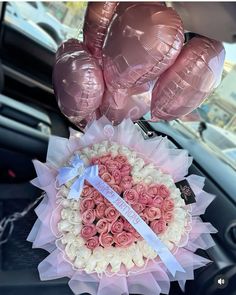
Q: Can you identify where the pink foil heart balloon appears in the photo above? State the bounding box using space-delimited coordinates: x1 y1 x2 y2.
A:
103 4 184 96
83 2 118 61
100 82 154 124
151 36 225 121
53 39 104 127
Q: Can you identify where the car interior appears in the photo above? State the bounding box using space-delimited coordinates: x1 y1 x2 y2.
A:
0 2 235 295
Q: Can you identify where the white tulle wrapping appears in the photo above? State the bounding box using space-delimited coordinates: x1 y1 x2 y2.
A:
27 117 217 295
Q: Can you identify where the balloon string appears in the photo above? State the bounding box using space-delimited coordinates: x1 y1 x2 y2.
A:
104 103 112 118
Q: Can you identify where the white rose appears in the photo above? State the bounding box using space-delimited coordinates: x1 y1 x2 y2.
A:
92 143 100 151
120 248 134 269
79 155 89 165
58 220 74 232
104 246 116 260
95 260 108 273
132 172 144 183
74 256 86 269
97 146 107 156
61 233 76 244
81 147 91 157
101 140 109 149
72 225 83 236
143 175 154 184
59 186 70 197
129 245 144 267
133 158 145 172
88 151 97 159
69 201 80 210
107 145 119 156
119 146 132 158
61 208 72 219
173 197 185 207
68 211 81 224
76 246 91 260
92 247 105 262
152 171 163 182
80 148 93 159
61 198 71 208
142 163 155 174
75 236 85 247
110 256 122 273
128 151 137 165
84 257 97 273
65 242 78 261
173 188 181 196
138 241 157 259
169 186 179 195
173 208 186 220
165 226 182 244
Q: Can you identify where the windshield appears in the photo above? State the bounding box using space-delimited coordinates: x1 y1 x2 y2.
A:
4 1 87 52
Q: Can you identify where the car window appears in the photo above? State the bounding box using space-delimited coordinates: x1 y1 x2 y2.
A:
27 2 37 9
4 1 87 51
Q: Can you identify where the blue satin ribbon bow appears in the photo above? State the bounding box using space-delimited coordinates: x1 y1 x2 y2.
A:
57 155 98 199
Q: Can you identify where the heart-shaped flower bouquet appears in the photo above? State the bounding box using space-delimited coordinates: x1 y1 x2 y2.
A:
28 117 216 295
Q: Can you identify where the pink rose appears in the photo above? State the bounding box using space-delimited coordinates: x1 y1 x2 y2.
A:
123 220 136 233
95 203 107 219
82 185 94 197
151 196 164 208
101 172 115 185
147 184 159 196
99 232 114 247
105 206 120 221
120 164 131 177
81 224 97 239
163 211 173 222
106 160 122 173
111 219 124 234
92 190 104 205
132 203 145 214
140 213 149 224
86 236 99 250
103 198 112 207
138 192 151 205
158 185 170 198
114 231 134 247
96 218 110 233
114 155 128 165
150 219 167 234
80 197 95 213
123 189 139 205
99 154 112 165
82 209 96 224
143 207 161 221
134 183 147 194
98 164 107 176
162 198 174 211
134 231 141 240
111 169 122 184
120 176 133 190
90 158 101 165
110 184 123 195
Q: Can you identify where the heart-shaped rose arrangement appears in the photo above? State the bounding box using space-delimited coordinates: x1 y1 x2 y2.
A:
57 141 188 274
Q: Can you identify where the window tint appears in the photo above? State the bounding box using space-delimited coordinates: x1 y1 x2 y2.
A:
4 1 87 51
